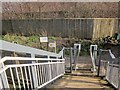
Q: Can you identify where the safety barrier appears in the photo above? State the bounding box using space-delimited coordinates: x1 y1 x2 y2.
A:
0 40 65 89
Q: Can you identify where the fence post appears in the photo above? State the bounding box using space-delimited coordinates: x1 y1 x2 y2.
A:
31 54 38 89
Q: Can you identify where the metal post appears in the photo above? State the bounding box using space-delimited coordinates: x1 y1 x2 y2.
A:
74 44 81 71
74 45 77 64
63 48 65 59
118 58 120 90
70 48 73 73
31 54 38 89
0 51 9 88
97 49 102 76
90 45 97 72
54 41 56 53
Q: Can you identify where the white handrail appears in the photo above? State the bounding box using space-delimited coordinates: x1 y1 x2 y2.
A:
108 50 116 59
0 57 64 64
0 58 65 89
0 40 65 89
0 40 63 58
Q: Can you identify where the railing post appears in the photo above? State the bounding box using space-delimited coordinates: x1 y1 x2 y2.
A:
31 54 38 89
118 58 120 90
90 45 97 72
97 49 102 76
48 56 52 80
0 51 9 89
70 47 73 73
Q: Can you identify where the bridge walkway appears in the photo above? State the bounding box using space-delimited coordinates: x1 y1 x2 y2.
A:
47 69 113 89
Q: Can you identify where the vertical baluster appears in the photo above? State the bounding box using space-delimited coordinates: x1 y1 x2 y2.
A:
1 63 9 88
61 63 63 74
28 66 33 88
48 62 51 81
55 63 56 76
47 64 50 81
43 65 46 83
57 62 58 76
57 63 59 75
52 64 54 78
42 65 44 84
38 65 41 86
62 63 63 74
50 64 53 79
10 67 16 89
46 65 48 82
61 63 62 74
0 75 3 89
24 66 29 89
53 64 55 77
20 67 25 89
38 65 42 86
56 63 57 76
45 65 47 82
59 63 60 75
62 63 65 73
35 65 38 86
42 65 45 83
37 65 39 86
15 67 21 89
39 65 42 85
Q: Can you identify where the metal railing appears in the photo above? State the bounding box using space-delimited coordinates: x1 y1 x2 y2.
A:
105 51 119 89
0 40 65 89
106 63 119 89
96 48 119 89
90 45 97 72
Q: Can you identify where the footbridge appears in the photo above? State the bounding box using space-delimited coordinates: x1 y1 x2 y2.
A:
0 40 120 90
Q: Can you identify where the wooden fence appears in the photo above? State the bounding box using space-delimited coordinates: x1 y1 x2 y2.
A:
2 18 119 39
92 18 118 39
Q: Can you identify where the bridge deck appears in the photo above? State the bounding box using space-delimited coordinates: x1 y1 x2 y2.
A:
47 70 113 89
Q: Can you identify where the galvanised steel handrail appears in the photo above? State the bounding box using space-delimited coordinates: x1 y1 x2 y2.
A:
0 57 65 89
0 40 65 89
105 51 119 89
90 45 97 72
97 48 119 89
0 57 65 64
0 40 64 58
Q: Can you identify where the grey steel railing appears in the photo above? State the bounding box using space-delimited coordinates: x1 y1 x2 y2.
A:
0 40 65 89
94 47 120 89
105 50 119 89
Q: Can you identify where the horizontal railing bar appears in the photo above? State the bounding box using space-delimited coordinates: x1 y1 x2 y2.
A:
108 64 119 68
0 57 65 64
0 40 62 58
0 61 64 74
38 74 64 89
100 49 109 52
7 62 64 68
